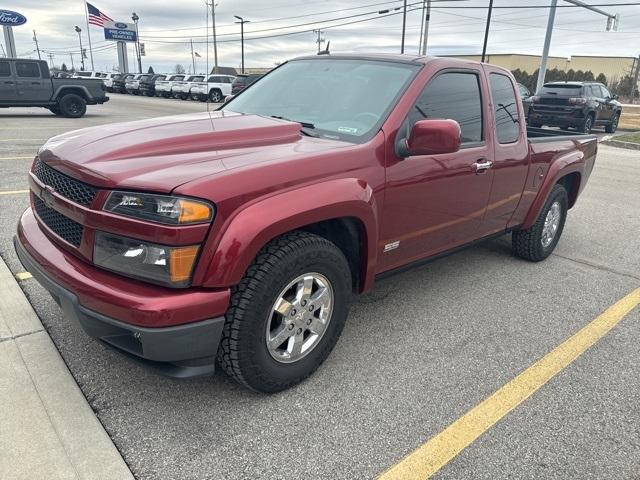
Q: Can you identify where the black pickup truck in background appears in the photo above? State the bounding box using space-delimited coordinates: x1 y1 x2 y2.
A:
528 81 622 133
0 58 109 118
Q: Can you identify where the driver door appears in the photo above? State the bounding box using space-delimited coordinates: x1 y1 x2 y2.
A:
379 68 494 272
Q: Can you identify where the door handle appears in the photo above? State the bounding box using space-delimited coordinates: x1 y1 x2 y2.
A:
31 82 40 85
3 81 14 84
473 159 493 174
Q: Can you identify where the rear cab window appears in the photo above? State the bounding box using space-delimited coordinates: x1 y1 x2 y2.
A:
489 73 520 144
409 71 484 145
16 62 41 78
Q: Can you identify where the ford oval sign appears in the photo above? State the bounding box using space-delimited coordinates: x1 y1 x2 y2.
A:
0 10 27 26
115 22 128 29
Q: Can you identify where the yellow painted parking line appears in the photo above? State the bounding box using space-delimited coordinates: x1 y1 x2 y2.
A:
0 190 29 196
15 272 32 281
379 287 640 480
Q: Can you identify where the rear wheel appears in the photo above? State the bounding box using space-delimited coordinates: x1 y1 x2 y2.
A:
57 93 87 118
580 114 594 133
217 231 352 393
512 184 568 262
605 112 620 133
48 105 60 115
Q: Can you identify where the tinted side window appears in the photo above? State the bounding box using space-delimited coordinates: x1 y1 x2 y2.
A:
489 74 520 144
0 61 10 77
600 85 612 98
591 85 603 98
16 62 41 78
410 72 483 143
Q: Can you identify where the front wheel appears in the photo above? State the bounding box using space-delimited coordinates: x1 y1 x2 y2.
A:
209 89 223 103
605 112 620 133
217 231 352 393
512 184 568 262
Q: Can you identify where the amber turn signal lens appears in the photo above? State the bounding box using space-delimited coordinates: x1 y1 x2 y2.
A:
169 245 200 283
178 200 212 224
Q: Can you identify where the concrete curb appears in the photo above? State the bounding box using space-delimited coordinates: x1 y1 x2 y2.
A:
0 258 134 480
601 139 640 151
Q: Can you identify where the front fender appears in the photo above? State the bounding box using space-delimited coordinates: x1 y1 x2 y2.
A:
521 148 584 229
196 178 378 289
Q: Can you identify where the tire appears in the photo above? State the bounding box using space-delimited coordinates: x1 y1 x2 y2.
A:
57 93 87 118
512 184 568 262
48 105 60 115
605 112 620 133
209 89 223 103
217 231 352 393
580 114 594 133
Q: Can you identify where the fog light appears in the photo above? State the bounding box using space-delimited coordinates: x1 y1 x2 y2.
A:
94 231 199 288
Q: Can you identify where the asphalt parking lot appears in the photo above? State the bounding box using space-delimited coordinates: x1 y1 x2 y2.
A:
1 94 639 479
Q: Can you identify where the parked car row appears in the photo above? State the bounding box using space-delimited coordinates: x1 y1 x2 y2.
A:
100 71 263 102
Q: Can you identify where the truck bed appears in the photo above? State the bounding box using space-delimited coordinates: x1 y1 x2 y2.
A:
526 126 596 143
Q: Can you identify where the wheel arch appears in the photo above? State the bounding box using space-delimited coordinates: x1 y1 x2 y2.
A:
195 178 378 293
54 86 91 102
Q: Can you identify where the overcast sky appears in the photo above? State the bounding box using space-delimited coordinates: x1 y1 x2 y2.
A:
3 0 640 72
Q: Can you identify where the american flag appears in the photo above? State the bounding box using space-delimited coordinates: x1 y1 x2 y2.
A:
87 2 112 27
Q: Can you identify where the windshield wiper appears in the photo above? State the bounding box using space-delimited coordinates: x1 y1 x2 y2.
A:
270 115 318 136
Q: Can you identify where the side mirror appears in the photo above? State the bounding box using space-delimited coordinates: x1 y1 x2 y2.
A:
398 119 461 158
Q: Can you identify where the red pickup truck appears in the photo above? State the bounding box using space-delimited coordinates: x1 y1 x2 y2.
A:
15 55 597 392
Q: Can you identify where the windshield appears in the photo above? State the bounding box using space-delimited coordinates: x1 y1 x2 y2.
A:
222 59 419 141
540 84 582 96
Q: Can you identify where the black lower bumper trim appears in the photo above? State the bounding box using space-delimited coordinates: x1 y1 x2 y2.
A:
14 235 224 378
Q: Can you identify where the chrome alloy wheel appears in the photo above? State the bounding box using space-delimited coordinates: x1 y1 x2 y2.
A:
541 201 561 248
266 273 334 364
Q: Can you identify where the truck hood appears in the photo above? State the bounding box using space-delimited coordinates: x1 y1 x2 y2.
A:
38 111 344 192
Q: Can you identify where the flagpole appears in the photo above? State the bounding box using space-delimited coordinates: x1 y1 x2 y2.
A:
84 1 95 70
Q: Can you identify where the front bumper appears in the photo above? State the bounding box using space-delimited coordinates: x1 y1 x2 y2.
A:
14 207 231 377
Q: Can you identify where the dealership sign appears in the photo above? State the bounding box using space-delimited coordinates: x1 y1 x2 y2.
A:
0 9 27 26
103 21 137 42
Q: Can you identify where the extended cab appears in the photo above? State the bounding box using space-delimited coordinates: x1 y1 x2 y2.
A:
15 55 596 392
0 58 109 118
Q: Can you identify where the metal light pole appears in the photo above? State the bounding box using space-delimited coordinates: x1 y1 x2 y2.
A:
234 15 249 74
420 0 431 55
481 0 494 63
74 26 85 71
131 13 142 73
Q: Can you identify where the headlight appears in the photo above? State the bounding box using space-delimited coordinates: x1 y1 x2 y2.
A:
94 231 199 287
104 192 213 225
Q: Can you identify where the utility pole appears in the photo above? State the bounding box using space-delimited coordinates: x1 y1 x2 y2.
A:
420 0 431 55
70 53 75 71
32 30 41 60
132 13 142 73
400 0 407 54
211 1 219 73
313 29 325 53
481 0 494 62
74 26 85 71
632 54 640 103
234 16 249 74
47 52 54 68
190 38 196 74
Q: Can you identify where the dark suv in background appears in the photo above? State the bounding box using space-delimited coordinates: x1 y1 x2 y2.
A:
112 73 134 94
230 74 263 95
528 81 622 133
139 74 166 97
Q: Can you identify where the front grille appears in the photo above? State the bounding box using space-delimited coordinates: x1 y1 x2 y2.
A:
33 196 84 247
33 159 97 206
